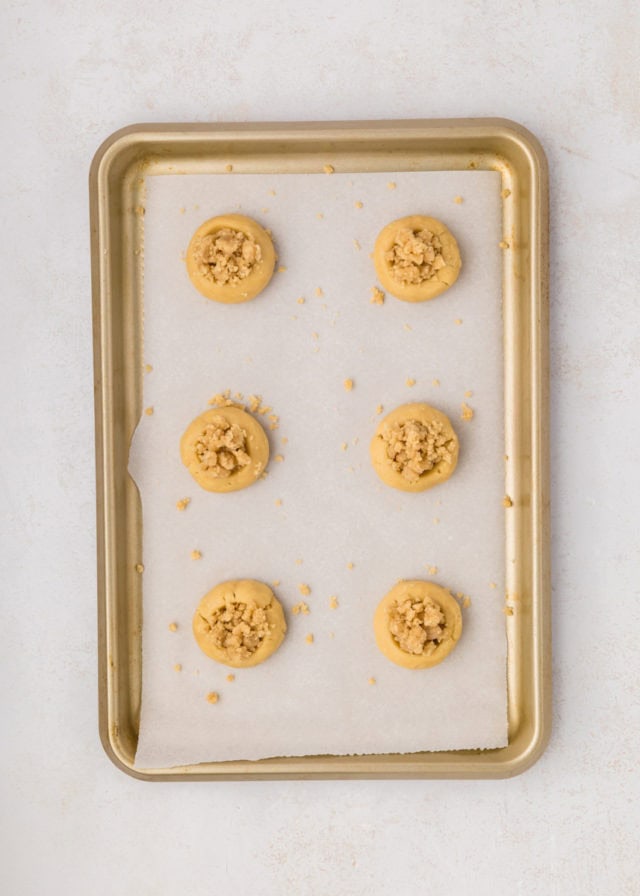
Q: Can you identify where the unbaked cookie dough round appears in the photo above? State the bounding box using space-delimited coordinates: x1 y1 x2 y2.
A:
370 402 459 492
373 215 461 302
193 579 287 668
186 214 276 303
180 407 269 493
374 580 462 670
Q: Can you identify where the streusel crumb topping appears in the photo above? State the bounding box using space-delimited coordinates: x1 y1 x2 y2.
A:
388 595 445 656
199 600 270 661
194 228 262 285
194 415 250 478
382 418 454 483
385 227 446 285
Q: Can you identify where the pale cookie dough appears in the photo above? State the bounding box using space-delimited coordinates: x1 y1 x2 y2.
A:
193 579 287 668
373 215 461 302
186 214 276 303
370 402 459 492
374 580 462 669
180 407 269 493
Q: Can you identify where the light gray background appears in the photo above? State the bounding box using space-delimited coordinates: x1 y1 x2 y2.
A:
2 1 638 894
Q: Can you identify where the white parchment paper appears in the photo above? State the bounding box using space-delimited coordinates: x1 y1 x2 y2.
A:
131 169 507 767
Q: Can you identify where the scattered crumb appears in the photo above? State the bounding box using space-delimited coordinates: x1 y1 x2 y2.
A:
144 364 153 373
298 584 311 596
144 406 154 416
406 377 416 388
268 189 276 197
323 164 335 174
463 596 472 609
173 664 182 672
371 286 385 305
465 390 473 398
179 207 186 215
499 240 510 249
341 442 348 451
206 691 220 704
347 562 354 570
224 163 233 173
278 265 287 273
248 394 261 412
501 188 511 198
461 402 474 421
305 633 314 644
295 558 303 566
453 195 464 204
297 296 305 304
433 518 440 525
292 601 310 615
190 550 202 560
281 436 289 445
274 499 283 507
272 580 281 587
316 212 324 219
234 392 244 400
387 181 397 190
329 632 335 639
226 673 235 682
432 378 440 387
503 606 514 616
168 622 178 632
329 595 339 609
353 239 361 250
403 323 413 332
489 582 497 589
257 405 272 415
343 378 354 392
315 287 323 297
262 208 269 214
503 495 513 508
427 565 438 575
368 677 376 685
274 454 284 463
312 331 319 341
176 497 191 511
134 563 144 574
352 436 359 446
455 318 463 326
355 200 363 209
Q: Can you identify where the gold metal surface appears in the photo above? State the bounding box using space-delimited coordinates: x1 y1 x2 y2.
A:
90 119 550 780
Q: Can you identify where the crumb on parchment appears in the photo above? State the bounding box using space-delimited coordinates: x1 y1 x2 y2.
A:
371 286 385 305
206 691 220 703
454 195 463 204
168 622 178 632
305 633 314 644
173 664 182 672
176 497 191 511
298 584 311 596
190 550 202 560
341 442 348 451
274 454 284 463
461 403 474 421
432 379 440 387
355 200 363 208
144 406 154 416
376 404 384 415
353 239 361 250
297 297 305 304
368 677 376 685
315 287 323 297
343 378 354 391
226 674 235 682
455 318 463 326
347 562 354 570
292 601 310 615
405 377 416 387
274 498 283 507
329 595 339 609
144 364 153 373
387 182 396 190
272 580 281 587
426 565 438 575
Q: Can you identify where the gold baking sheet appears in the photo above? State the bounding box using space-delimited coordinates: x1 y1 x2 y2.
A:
90 118 550 779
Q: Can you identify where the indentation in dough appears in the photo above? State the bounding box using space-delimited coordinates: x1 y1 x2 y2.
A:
388 595 445 656
193 228 262 286
382 418 455 484
193 415 251 480
199 600 270 663
385 226 447 286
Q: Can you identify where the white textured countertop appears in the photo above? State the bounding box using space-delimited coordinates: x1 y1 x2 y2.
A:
2 1 639 893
